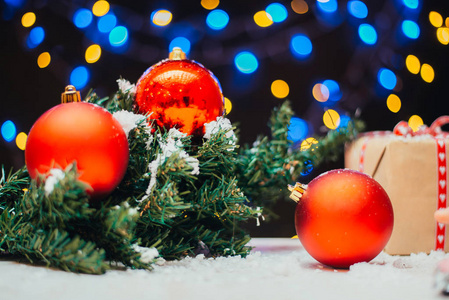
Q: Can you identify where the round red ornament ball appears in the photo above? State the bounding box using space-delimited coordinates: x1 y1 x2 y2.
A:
25 101 129 200
292 169 394 268
135 48 224 136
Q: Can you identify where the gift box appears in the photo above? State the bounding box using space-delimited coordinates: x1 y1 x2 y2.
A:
344 118 449 255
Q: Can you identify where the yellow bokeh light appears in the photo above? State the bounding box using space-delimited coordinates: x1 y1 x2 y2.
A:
323 109 340 130
152 9 173 26
437 27 449 45
201 0 219 10
408 115 424 132
300 137 318 151
92 0 110 17
85 44 102 64
224 97 232 114
291 0 308 14
312 83 329 102
16 132 27 151
21 12 36 27
420 63 435 83
446 17 449 28
429 11 443 28
271 80 290 98
254 11 273 27
405 54 420 74
37 52 51 68
386 94 401 113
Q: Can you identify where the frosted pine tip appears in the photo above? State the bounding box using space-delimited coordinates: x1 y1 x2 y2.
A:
169 47 187 60
61 85 81 103
288 182 307 203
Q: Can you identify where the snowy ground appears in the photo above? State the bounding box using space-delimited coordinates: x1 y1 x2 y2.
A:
0 238 448 300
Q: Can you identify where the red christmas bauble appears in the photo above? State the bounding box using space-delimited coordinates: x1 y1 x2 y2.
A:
25 101 129 200
135 49 224 136
293 169 394 268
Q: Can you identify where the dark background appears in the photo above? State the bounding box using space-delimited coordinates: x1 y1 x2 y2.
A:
1 0 449 236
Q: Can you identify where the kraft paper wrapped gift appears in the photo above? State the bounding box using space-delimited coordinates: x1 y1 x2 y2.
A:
345 119 449 255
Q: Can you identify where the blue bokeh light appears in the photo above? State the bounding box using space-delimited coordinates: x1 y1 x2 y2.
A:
402 0 419 9
4 0 25 7
322 79 342 101
169 37 191 56
1 120 17 142
109 26 128 47
70 66 90 90
26 26 45 49
300 160 314 176
287 117 308 143
317 0 338 13
402 20 420 39
206 9 229 30
73 8 93 29
358 23 377 45
347 0 368 19
338 115 351 128
266 3 288 23
290 34 312 58
378 68 397 90
97 13 117 33
234 51 258 74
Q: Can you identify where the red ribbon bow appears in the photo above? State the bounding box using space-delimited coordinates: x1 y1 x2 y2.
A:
393 116 449 138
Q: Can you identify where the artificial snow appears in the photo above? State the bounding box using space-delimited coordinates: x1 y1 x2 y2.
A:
117 78 136 95
1 238 447 300
44 168 65 196
204 116 237 150
112 110 146 138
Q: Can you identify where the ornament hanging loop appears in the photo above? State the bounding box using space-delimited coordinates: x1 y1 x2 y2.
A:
61 85 81 103
169 47 187 60
288 182 307 202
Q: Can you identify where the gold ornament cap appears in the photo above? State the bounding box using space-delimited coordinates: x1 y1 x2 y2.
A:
288 182 308 203
169 47 187 60
61 85 81 103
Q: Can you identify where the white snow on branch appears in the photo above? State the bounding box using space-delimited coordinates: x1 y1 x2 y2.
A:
113 110 147 138
204 117 237 150
117 78 136 95
131 244 160 264
44 168 66 196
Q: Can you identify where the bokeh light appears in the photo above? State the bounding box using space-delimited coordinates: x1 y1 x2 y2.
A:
4 0 26 8
70 66 89 89
338 115 350 128
109 26 128 47
402 0 419 10
151 9 172 27
224 97 232 114
169 37 191 56
402 20 420 39
429 11 443 28
21 12 36 27
85 44 102 63
322 79 342 101
15 132 27 151
347 1 368 19
1 120 17 142
206 9 229 30
290 34 312 58
312 83 329 102
323 109 340 130
386 94 401 113
288 117 308 143
446 17 449 28
378 68 397 90
73 8 93 29
37 52 51 68
408 115 424 132
266 3 288 23
317 0 338 13
97 13 117 33
291 0 308 14
26 26 45 49
92 1 110 17
437 27 449 45
271 80 289 98
201 0 219 10
300 137 318 151
405 54 420 74
358 23 377 45
420 63 434 83
234 51 258 74
254 11 273 27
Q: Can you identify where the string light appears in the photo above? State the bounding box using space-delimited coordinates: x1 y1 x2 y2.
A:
85 44 102 63
358 23 377 45
234 51 258 74
408 115 423 132
300 137 318 151
169 37 191 55
323 109 340 130
290 34 312 58
288 117 308 143
15 132 27 151
405 54 420 74
386 94 401 113
312 83 329 102
97 13 117 33
322 79 342 101
266 3 288 23
347 1 368 19
317 0 338 13
73 8 93 28
37 52 51 68
402 20 420 39
437 27 449 45
271 80 289 98
1 120 17 142
224 97 232 114
402 0 419 10
378 68 397 90
429 11 443 28
70 66 90 89
206 9 229 30
151 9 172 27
201 0 219 10
92 1 110 17
420 64 434 83
21 12 36 27
109 26 128 47
291 0 308 14
26 26 45 49
254 11 273 27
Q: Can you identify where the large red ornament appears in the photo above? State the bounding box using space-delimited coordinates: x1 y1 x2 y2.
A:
290 169 394 268
25 87 129 200
135 48 224 136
